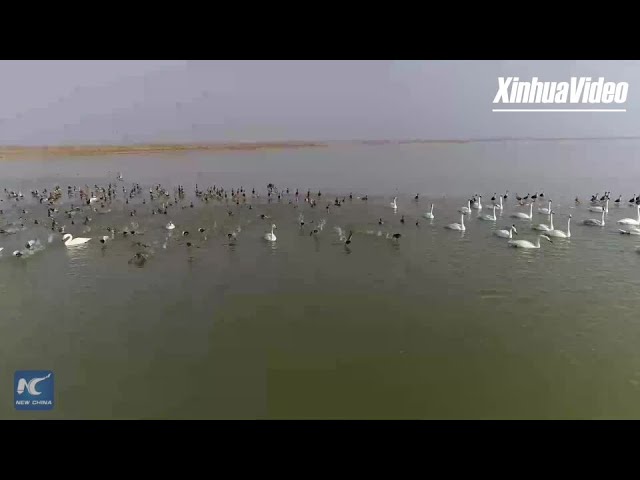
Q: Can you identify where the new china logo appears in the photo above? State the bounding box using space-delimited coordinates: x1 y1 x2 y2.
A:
15 370 54 411
493 77 628 112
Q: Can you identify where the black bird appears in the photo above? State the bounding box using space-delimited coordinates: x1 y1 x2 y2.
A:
400 215 405 224
182 231 189 236
392 233 401 239
378 218 384 225
414 194 419 200
345 231 353 245
198 228 205 233
491 193 496 201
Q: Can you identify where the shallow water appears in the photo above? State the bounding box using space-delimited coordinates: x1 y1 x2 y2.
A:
2 140 640 419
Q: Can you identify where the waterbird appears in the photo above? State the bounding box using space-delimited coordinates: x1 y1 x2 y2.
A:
532 212 552 231
445 214 466 231
538 200 552 215
423 204 434 219
546 213 571 238
619 227 640 235
264 224 277 242
508 234 552 249
459 200 472 214
494 225 517 238
62 234 91 246
589 199 609 213
511 202 534 220
479 205 497 221
617 205 640 226
583 210 606 226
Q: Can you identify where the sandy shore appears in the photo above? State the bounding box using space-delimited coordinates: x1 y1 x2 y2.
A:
0 141 329 159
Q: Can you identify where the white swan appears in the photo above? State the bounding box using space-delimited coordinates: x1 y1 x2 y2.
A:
532 212 552 231
445 214 466 231
264 224 277 241
479 205 497 221
494 225 517 238
583 210 605 226
471 196 482 210
166 221 175 230
589 199 609 213
511 202 534 219
390 197 398 210
538 200 552 215
547 214 571 238
62 233 91 246
459 200 472 214
423 203 434 219
617 205 640 226
493 195 504 210
508 234 553 249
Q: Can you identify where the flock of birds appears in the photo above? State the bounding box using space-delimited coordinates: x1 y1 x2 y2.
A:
433 190 640 249
2 176 640 265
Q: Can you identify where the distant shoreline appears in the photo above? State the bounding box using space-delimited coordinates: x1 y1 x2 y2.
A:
1 136 639 159
0 142 328 159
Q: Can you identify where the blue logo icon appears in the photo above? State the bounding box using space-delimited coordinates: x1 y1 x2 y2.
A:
14 370 54 411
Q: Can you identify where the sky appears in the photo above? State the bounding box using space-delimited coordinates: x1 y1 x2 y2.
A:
0 60 639 145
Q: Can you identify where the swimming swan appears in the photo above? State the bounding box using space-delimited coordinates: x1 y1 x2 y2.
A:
480 205 497 221
583 210 605 226
62 234 91 246
494 225 517 238
617 205 640 226
459 200 472 214
538 200 552 215
532 212 553 231
547 213 571 238
423 203 435 219
589 199 609 213
264 224 277 241
508 234 553 249
445 214 466 231
511 202 534 220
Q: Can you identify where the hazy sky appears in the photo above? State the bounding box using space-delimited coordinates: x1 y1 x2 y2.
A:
0 60 638 145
